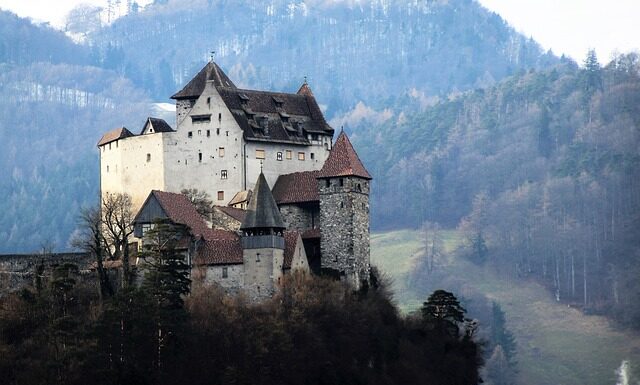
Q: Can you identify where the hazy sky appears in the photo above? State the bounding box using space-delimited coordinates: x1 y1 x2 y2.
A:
0 0 637 62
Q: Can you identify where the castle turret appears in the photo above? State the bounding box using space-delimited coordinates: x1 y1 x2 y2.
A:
317 131 372 289
240 172 286 299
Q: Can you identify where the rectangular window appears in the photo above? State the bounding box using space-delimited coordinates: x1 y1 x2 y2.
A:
276 152 283 161
197 130 201 136
207 130 211 137
222 267 228 278
188 131 193 138
198 152 203 162
256 149 265 159
256 253 261 262
146 153 151 162
221 170 228 179
298 152 305 161
217 191 224 201
310 152 315 160
286 150 292 160
109 143 112 150
219 147 225 157
191 114 211 124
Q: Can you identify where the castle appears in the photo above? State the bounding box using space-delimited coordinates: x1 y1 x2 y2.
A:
97 61 371 298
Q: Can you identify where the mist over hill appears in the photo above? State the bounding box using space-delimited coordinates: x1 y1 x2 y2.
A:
0 0 557 252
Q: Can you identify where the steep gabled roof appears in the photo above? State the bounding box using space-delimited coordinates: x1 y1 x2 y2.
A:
142 190 214 240
217 87 333 145
228 190 252 206
97 127 134 146
283 231 302 269
171 61 333 145
241 173 285 231
215 206 247 223
142 117 174 134
317 131 372 180
171 61 236 100
272 171 320 204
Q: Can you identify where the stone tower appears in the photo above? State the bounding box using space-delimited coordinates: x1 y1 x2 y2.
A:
317 131 372 289
240 172 286 300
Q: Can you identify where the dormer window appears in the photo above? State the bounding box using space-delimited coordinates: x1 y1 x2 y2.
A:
239 93 250 104
272 96 284 107
279 111 290 122
191 114 211 124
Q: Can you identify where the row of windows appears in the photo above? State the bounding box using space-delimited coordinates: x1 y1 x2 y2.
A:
188 129 228 138
256 149 313 161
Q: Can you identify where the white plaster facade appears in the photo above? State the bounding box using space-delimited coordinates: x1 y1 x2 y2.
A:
99 79 331 214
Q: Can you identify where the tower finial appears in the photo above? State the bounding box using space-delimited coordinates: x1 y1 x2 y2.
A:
210 51 216 62
303 75 308 85
260 160 264 173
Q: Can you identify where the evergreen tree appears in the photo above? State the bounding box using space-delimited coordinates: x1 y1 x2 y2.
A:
140 219 191 377
491 302 517 366
421 289 467 337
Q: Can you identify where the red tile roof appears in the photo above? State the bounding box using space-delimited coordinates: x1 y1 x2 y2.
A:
97 127 134 146
283 231 301 269
152 190 214 240
317 131 372 179
272 171 320 204
215 206 247 223
195 236 243 265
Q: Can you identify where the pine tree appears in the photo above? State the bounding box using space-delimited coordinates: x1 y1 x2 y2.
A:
491 302 517 367
140 219 191 375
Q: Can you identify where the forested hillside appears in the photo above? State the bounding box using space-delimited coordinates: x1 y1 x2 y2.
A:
357 52 640 326
0 0 557 252
90 0 556 112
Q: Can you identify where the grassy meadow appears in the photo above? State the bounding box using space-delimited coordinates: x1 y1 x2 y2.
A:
371 229 640 385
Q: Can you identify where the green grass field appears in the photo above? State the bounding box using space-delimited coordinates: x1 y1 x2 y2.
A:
371 229 640 385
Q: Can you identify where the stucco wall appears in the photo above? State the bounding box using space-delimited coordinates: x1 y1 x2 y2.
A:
202 264 244 292
242 245 284 301
100 132 166 214
164 81 245 206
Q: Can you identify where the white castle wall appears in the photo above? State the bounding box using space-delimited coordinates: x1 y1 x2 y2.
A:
100 132 166 211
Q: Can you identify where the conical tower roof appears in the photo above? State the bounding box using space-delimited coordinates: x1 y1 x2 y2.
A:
171 61 236 100
318 131 372 180
240 172 285 231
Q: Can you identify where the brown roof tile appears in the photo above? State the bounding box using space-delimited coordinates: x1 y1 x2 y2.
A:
152 190 213 239
272 171 320 204
195 236 243 265
283 231 301 269
215 206 247 223
97 127 134 146
317 131 372 180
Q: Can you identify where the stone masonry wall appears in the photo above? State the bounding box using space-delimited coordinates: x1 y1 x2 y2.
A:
0 253 92 294
279 204 318 231
211 208 242 231
319 177 370 288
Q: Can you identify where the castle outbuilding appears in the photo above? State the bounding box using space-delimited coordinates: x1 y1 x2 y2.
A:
101 60 371 294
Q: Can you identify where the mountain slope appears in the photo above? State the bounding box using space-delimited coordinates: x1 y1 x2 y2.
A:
90 0 557 113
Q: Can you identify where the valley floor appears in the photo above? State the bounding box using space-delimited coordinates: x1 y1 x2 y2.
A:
371 230 640 385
